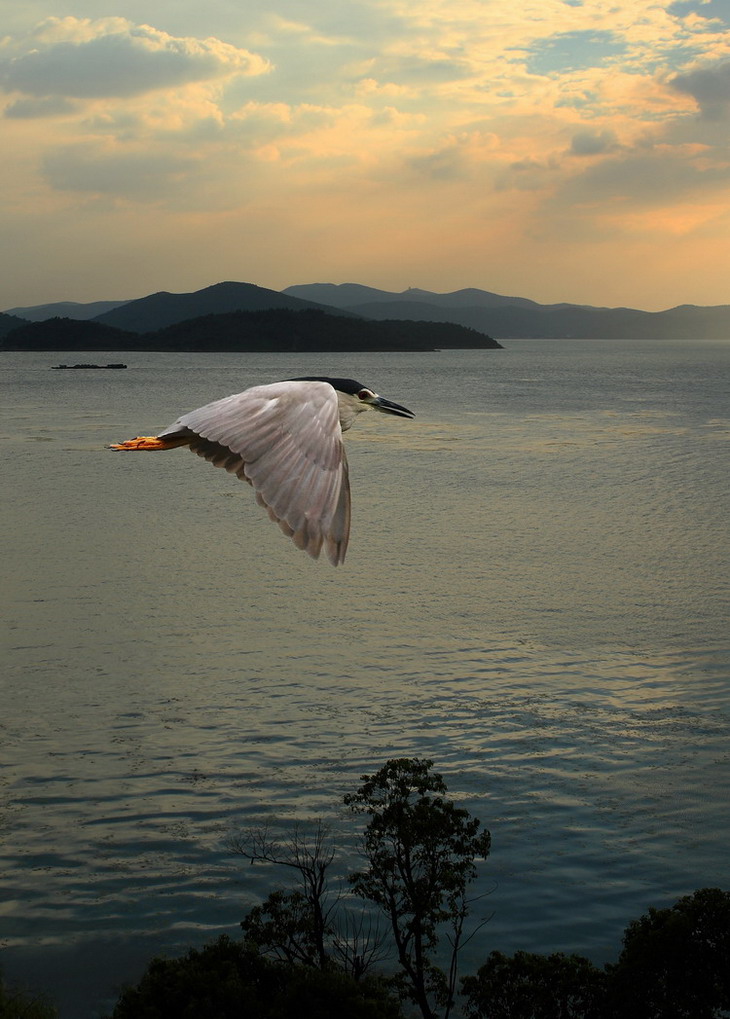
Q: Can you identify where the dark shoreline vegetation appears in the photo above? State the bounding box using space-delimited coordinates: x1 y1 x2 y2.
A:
2 760 728 1019
0 308 502 353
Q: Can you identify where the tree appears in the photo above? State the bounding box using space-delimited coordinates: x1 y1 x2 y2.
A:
344 758 491 1019
461 950 607 1019
606 887 730 1018
107 935 403 1019
230 821 386 980
0 972 57 1019
231 821 336 970
240 889 324 969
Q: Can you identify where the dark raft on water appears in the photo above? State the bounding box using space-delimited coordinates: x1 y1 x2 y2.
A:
52 362 128 369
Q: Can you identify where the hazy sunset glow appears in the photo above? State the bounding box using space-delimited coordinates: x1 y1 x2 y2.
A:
1 0 729 310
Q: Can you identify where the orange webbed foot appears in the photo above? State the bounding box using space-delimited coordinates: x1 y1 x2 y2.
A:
108 435 175 451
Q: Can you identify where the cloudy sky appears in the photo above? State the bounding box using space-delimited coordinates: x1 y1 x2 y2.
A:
1 0 729 310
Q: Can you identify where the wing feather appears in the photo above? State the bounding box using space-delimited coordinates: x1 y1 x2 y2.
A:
159 381 350 564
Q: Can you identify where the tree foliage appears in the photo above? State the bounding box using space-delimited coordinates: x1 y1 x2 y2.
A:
101 882 730 1019
0 973 57 1019
461 950 607 1019
241 889 324 969
461 887 730 1019
345 758 491 1019
231 821 386 980
1 308 499 352
12 749 726 1019
606 887 730 1018
107 935 403 1019
232 822 337 970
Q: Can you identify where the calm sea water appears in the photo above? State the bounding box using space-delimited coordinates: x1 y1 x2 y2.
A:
1 340 728 1017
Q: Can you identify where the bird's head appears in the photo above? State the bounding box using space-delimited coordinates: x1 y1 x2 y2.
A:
290 377 415 431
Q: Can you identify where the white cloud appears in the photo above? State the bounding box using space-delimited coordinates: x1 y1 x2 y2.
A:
1 2 730 307
0 17 270 101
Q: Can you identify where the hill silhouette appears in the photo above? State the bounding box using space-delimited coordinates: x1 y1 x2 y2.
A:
4 299 127 322
284 283 730 339
284 282 548 312
92 281 348 334
0 312 28 338
141 308 497 351
2 317 136 350
0 308 501 352
7 279 728 341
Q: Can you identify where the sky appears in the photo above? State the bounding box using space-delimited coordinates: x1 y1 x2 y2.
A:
1 0 729 311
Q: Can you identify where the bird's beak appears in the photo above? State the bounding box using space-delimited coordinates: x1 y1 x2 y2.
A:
371 395 415 419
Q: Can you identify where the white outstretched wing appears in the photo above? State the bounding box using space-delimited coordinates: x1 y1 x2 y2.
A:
160 381 350 565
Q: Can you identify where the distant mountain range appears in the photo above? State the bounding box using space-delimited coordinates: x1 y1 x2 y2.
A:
4 299 127 322
1 280 728 349
0 282 500 352
283 284 730 340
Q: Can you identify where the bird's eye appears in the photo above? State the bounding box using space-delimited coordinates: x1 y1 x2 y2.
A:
358 389 373 401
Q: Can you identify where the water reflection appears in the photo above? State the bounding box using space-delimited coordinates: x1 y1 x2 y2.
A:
0 343 728 1017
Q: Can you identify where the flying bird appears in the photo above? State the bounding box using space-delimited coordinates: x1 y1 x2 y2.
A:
109 376 414 566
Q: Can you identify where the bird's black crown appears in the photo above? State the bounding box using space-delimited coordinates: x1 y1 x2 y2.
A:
289 376 366 395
